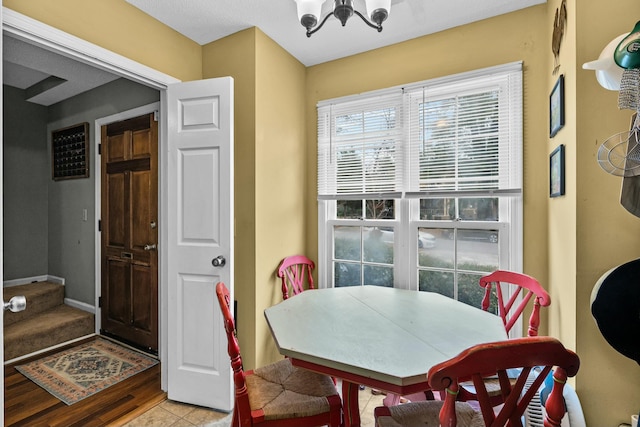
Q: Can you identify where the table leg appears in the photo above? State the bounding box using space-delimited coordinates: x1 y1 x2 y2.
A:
341 381 361 427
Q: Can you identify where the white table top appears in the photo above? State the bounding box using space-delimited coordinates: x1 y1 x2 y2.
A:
264 286 508 388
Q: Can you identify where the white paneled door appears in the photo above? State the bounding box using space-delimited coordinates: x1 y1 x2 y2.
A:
167 77 234 410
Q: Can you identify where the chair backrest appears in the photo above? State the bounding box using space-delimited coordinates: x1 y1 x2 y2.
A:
480 270 551 336
428 336 580 427
277 255 315 300
215 282 252 427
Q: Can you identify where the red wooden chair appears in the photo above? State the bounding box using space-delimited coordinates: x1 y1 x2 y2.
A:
215 282 342 427
457 270 552 405
480 270 551 337
384 270 551 408
277 255 315 300
374 336 580 427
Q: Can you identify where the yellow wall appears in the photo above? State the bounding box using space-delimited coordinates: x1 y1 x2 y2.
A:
254 31 307 368
3 0 202 82
202 28 259 369
575 1 640 425
202 28 307 369
546 0 577 352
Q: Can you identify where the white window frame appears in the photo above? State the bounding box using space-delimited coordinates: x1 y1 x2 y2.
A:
317 63 523 320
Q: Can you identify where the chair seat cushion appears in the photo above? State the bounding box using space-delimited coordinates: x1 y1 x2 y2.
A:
246 358 338 421
376 400 485 427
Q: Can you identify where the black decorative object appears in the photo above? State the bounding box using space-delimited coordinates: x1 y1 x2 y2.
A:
52 123 89 180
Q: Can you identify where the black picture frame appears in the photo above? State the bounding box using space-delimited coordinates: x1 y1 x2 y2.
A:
550 144 565 197
549 74 565 138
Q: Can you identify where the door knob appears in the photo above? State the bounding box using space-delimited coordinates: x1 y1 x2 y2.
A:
212 256 226 267
144 244 157 251
4 295 26 313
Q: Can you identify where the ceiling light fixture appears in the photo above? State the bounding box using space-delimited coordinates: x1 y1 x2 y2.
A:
294 0 391 38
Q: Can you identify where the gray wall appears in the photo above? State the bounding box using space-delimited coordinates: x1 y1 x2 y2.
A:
4 78 160 305
3 85 49 279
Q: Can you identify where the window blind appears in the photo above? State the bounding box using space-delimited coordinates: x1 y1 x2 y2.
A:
317 62 522 199
317 92 404 199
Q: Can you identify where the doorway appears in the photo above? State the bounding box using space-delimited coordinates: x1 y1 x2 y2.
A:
100 113 159 354
3 8 234 413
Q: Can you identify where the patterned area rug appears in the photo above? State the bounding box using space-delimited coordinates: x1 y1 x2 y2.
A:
16 338 158 405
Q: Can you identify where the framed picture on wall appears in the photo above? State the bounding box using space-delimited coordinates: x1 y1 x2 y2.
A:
549 74 565 138
51 122 90 180
550 144 565 197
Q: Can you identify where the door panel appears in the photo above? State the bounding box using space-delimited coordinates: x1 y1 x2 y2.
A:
132 170 151 249
107 173 126 247
131 263 153 331
101 113 158 353
106 258 128 323
167 78 233 410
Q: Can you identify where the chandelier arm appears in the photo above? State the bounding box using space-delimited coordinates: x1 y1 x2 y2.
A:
353 9 383 32
306 12 336 37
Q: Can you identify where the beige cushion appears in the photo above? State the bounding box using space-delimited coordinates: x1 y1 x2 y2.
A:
245 358 338 420
376 400 485 427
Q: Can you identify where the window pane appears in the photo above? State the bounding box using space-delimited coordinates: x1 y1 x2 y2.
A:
366 199 395 219
419 228 453 268
420 198 498 221
418 229 437 250
419 270 454 297
334 226 361 261
420 198 455 220
457 229 499 273
364 265 393 287
337 200 363 219
363 227 394 264
458 272 486 308
335 262 361 287
459 198 499 221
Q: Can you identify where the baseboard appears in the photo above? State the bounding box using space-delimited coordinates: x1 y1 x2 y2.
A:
3 275 65 287
65 298 95 314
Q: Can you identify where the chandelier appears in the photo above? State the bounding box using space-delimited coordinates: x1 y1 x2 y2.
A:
294 0 391 37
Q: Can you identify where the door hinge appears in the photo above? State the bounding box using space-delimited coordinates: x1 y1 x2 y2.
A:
153 110 158 122
98 219 101 232
98 143 102 155
98 296 102 308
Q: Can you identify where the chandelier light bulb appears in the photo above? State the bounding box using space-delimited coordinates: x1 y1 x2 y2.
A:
365 0 390 27
294 0 325 31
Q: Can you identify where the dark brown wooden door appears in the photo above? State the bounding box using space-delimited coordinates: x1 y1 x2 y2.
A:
101 113 158 353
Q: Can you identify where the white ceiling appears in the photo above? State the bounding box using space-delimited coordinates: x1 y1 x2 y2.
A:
3 0 545 105
126 0 545 67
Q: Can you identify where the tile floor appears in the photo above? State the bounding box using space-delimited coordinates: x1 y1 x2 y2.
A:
123 385 386 427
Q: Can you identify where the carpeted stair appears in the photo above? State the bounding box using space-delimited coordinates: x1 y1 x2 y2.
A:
4 281 94 361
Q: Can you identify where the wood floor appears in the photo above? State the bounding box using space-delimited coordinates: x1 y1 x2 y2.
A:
4 338 166 427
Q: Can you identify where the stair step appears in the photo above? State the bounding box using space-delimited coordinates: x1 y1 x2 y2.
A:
4 282 65 326
4 304 94 361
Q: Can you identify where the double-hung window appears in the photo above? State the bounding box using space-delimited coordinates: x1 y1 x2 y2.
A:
317 62 523 309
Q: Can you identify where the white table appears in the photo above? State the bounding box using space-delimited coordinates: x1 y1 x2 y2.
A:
264 286 508 427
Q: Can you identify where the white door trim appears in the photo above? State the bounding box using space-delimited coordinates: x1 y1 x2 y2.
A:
2 8 179 89
3 7 180 391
